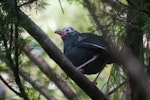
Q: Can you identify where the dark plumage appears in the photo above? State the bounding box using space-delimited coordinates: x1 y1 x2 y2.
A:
55 27 112 75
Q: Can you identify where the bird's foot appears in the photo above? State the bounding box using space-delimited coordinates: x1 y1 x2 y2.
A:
64 68 84 80
92 80 97 85
92 71 101 85
76 68 84 73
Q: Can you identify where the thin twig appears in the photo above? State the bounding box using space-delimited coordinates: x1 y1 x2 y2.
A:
18 0 37 7
13 0 29 99
0 75 21 96
107 80 125 95
58 0 64 14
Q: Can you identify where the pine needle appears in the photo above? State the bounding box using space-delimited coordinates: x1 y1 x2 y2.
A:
58 0 64 14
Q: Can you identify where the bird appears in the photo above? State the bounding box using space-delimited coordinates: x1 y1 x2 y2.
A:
55 27 112 81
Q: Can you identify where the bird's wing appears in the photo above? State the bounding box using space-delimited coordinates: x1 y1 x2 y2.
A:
80 42 107 50
76 33 107 50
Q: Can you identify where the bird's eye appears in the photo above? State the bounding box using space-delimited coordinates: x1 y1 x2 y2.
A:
66 29 69 32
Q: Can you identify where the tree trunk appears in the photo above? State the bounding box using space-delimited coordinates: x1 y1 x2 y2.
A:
125 0 147 99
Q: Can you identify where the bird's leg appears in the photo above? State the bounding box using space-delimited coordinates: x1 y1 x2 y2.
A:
77 54 99 69
92 71 101 85
76 54 101 85
92 64 106 85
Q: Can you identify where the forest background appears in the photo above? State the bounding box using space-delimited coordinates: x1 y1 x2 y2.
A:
0 0 150 100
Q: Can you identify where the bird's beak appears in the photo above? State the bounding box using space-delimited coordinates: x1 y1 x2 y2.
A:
55 30 66 37
55 30 63 35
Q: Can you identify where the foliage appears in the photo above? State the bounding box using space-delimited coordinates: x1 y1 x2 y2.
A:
0 0 150 100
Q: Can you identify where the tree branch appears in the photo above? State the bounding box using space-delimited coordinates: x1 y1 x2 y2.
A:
6 0 30 99
107 81 125 95
17 9 108 100
19 69 56 100
23 44 80 100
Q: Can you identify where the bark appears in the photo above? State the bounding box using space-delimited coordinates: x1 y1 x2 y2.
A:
125 0 148 100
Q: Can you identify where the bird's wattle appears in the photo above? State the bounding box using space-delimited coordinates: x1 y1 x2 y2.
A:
55 30 67 37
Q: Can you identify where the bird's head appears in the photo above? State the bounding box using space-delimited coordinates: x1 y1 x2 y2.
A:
55 27 78 38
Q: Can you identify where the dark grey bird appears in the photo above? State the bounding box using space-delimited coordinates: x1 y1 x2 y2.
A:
55 27 112 81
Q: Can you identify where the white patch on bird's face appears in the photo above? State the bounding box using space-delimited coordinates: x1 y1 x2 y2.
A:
63 27 76 35
55 27 78 38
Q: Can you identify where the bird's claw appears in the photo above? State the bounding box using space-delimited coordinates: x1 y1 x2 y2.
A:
76 68 84 73
92 80 97 85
